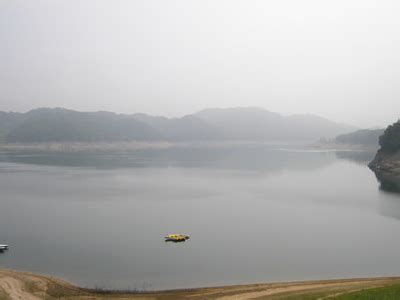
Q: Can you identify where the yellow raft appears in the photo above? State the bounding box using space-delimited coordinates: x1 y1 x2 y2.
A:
165 234 190 242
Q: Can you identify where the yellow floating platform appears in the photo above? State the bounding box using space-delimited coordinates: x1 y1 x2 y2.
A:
165 234 190 242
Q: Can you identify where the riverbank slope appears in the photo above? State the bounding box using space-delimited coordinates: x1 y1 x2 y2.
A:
1 269 400 299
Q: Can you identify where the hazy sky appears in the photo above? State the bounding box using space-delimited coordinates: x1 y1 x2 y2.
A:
1 0 400 127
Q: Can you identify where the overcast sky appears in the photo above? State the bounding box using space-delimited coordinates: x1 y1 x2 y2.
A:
1 0 400 127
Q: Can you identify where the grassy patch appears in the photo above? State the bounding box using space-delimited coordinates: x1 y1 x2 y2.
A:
332 284 400 300
45 282 89 299
252 284 400 300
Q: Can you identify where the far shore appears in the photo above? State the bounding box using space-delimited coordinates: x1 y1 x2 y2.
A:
0 140 378 153
307 141 379 152
1 269 400 299
0 141 174 152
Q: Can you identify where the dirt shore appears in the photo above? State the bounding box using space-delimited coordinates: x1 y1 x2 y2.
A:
1 269 400 299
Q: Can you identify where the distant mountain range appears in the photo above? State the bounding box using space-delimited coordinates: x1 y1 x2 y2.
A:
0 107 357 143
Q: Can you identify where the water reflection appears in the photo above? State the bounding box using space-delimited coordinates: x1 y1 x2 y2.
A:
334 150 400 196
373 171 400 194
0 145 337 173
334 151 376 165
379 197 400 220
377 178 400 220
369 166 400 219
2 146 400 289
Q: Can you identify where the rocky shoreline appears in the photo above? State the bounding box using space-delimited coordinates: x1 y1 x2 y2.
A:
369 150 400 192
369 150 400 173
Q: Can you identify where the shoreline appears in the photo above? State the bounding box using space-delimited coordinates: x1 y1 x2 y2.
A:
1 269 400 299
0 141 378 153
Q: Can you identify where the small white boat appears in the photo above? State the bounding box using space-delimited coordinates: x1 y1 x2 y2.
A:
0 244 9 251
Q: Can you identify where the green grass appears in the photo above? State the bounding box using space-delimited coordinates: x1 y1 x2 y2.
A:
256 284 400 300
332 284 400 300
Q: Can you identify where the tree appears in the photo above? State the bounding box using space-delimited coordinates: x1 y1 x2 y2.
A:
379 120 400 152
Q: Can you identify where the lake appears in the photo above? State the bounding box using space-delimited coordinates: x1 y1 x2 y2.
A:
0 144 399 290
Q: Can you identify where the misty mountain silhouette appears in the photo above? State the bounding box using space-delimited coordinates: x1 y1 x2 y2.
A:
0 107 356 143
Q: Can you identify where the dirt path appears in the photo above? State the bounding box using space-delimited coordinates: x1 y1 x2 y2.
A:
0 276 41 300
214 280 387 299
215 283 341 299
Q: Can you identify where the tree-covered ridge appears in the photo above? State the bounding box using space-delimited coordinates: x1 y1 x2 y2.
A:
5 109 162 143
379 120 400 152
335 128 384 145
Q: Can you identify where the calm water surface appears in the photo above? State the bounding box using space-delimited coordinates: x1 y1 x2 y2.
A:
0 145 399 290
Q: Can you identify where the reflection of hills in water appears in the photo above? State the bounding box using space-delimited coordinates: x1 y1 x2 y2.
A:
4 145 400 225
334 149 400 195
0 145 338 173
373 171 400 194
375 173 400 219
334 151 376 164
336 149 400 219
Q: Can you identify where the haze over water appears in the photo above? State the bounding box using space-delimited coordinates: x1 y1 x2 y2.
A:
0 144 399 290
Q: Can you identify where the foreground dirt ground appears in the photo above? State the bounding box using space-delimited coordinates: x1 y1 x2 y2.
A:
1 269 400 300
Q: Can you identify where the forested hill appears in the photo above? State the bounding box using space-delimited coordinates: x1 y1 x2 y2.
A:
0 107 356 143
334 128 384 146
369 121 400 175
4 108 162 143
194 107 356 141
378 120 400 152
